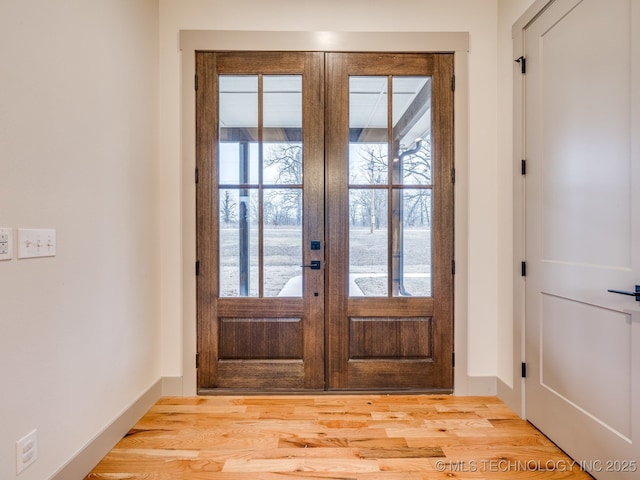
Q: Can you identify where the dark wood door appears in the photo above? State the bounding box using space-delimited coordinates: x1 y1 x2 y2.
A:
325 53 454 391
196 52 325 390
196 51 453 392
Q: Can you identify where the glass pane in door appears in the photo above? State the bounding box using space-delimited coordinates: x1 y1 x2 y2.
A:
219 189 259 297
391 76 432 297
264 189 302 297
348 75 433 297
349 189 388 296
219 75 259 297
395 188 432 297
218 76 259 184
263 76 303 297
348 77 389 296
218 74 304 298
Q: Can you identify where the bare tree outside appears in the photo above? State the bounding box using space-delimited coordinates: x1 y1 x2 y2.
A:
350 143 388 232
262 143 303 296
264 143 302 184
349 140 432 228
348 137 433 296
264 143 303 226
400 136 432 186
220 189 237 224
400 137 432 228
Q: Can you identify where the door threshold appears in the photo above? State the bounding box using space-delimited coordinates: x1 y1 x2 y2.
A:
197 388 453 396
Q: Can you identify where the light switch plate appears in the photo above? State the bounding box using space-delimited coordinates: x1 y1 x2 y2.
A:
17 229 56 259
0 227 13 261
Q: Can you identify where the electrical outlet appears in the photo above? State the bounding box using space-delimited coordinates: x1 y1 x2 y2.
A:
16 429 38 474
17 228 56 259
0 227 13 261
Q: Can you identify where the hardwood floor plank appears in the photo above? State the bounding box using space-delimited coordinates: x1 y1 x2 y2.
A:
86 396 593 480
278 438 351 448
222 458 381 473
358 446 444 459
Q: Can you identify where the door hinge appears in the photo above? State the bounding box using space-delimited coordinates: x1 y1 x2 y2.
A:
521 159 526 175
521 261 527 277
452 260 456 275
452 352 455 367
195 260 200 276
451 168 456 184
194 74 199 91
452 75 456 92
196 352 200 369
521 362 527 378
515 56 526 74
195 166 199 184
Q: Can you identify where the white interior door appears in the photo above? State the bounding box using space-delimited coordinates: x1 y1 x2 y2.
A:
524 0 639 477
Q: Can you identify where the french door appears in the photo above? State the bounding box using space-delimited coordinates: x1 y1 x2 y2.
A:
196 51 454 392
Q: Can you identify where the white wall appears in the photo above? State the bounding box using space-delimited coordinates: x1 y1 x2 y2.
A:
159 0 503 386
0 1 160 479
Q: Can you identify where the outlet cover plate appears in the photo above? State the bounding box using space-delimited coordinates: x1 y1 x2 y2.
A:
16 429 38 474
0 227 13 261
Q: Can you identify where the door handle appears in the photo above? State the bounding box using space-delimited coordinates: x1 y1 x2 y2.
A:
300 260 321 270
607 285 640 301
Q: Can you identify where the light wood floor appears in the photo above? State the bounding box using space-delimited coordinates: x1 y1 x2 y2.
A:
86 395 593 479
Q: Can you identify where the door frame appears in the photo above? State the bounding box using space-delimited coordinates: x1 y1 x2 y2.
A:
508 0 572 418
508 0 561 419
179 30 471 396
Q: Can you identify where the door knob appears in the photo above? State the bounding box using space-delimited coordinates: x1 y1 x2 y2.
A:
300 260 321 270
607 285 640 302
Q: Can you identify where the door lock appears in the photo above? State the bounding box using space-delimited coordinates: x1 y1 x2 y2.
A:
300 260 321 270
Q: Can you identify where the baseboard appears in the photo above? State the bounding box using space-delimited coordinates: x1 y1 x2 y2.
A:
497 377 524 418
162 376 184 396
464 375 497 396
49 378 162 480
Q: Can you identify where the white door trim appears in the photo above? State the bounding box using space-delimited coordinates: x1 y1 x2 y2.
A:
506 0 556 417
179 30 471 396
